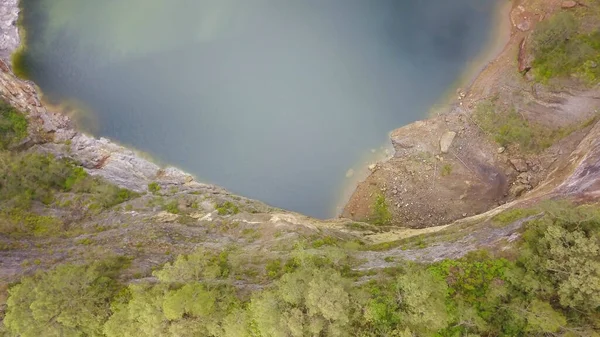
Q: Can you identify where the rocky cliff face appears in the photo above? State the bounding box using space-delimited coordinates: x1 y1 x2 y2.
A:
343 0 600 228
1 0 599 285
0 0 18 61
0 0 215 195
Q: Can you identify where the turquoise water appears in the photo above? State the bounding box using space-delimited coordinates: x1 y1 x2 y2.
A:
20 0 499 217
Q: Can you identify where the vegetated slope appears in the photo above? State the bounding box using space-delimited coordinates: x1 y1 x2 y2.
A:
0 0 599 336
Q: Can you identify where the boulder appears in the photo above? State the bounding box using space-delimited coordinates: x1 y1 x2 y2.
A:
561 1 577 8
440 131 457 154
510 158 528 172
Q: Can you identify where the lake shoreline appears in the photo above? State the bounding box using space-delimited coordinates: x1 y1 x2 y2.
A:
2 0 539 223
341 0 600 227
333 0 514 218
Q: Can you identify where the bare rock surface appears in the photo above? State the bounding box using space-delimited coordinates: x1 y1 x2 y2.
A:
439 131 456 154
0 0 18 61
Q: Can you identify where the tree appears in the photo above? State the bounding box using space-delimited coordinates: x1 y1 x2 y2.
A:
519 205 600 312
395 267 450 334
162 283 216 320
249 266 352 337
103 284 169 337
153 248 224 283
4 263 119 337
524 300 567 334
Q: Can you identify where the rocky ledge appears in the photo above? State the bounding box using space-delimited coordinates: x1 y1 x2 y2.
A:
0 0 221 195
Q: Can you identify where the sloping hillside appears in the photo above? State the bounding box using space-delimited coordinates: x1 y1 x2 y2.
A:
0 0 599 336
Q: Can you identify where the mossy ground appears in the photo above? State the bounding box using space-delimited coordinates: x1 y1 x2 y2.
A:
531 3 600 85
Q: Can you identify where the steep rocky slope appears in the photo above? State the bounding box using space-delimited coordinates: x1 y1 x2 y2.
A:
344 0 600 228
0 0 598 306
0 0 599 335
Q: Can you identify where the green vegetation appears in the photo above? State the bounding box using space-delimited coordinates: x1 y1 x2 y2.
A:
491 207 540 227
163 200 180 214
0 152 138 211
473 99 593 152
371 193 392 225
216 201 239 216
0 103 139 237
0 101 27 149
531 11 600 84
2 202 600 336
310 236 340 248
148 182 161 194
3 258 128 337
2 202 597 336
10 47 30 80
440 163 453 177
1 209 63 237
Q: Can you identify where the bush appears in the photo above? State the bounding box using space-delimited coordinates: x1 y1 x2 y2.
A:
216 201 239 215
0 101 28 149
474 100 588 152
441 163 453 177
0 209 63 237
265 259 282 279
531 12 600 84
147 182 161 194
163 200 180 214
371 194 392 225
0 152 75 208
4 260 125 337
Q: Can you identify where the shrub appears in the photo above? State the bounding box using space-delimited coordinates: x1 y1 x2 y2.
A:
147 182 161 194
0 101 28 149
0 209 63 237
371 194 392 225
441 163 453 177
163 200 180 214
4 260 125 337
473 100 589 152
531 12 600 84
216 201 239 215
311 236 339 248
491 208 539 227
265 259 282 279
63 166 88 191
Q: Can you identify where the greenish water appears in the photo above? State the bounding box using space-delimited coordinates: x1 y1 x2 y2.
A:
20 0 499 218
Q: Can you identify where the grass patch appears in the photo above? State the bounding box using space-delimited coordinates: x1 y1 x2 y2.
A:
491 208 540 227
76 238 93 245
241 228 261 241
441 163 453 177
163 200 180 214
147 182 161 194
474 100 595 152
216 201 239 216
311 236 340 248
531 11 600 84
0 209 63 237
0 100 28 149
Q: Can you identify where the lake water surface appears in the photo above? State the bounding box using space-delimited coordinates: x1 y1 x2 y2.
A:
20 0 499 218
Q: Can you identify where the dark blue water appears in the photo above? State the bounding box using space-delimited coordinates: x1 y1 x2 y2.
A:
20 0 499 217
